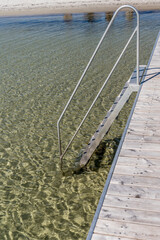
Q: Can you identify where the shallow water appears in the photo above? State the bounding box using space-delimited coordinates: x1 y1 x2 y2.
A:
0 11 160 240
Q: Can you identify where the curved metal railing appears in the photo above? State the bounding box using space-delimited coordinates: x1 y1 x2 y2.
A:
57 5 139 168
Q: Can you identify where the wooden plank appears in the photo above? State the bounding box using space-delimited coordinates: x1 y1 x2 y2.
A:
137 95 160 100
128 122 160 132
92 234 134 240
103 195 160 212
107 183 160 200
122 141 160 151
132 115 160 121
124 134 160 143
137 91 160 95
135 93 160 98
132 114 160 119
132 94 160 103
140 82 160 86
135 99 160 104
133 108 160 114
128 126 160 134
99 206 160 226
114 165 160 178
127 127 160 137
137 92 160 97
129 121 160 126
133 108 160 113
135 102 160 107
119 148 160 159
111 174 160 188
117 156 160 167
94 219 160 240
120 148 160 159
135 100 160 105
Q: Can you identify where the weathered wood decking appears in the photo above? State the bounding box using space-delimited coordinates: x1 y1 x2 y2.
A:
87 32 160 240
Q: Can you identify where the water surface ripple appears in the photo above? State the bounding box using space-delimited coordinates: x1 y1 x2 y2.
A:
0 11 160 240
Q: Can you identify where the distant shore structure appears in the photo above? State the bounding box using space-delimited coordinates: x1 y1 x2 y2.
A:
105 12 113 21
0 0 160 17
63 14 72 21
63 11 134 22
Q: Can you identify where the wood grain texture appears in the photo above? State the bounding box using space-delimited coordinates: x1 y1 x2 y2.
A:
103 195 160 212
92 234 134 240
107 183 160 199
99 206 160 226
113 165 160 178
117 156 160 167
111 174 160 188
94 219 160 240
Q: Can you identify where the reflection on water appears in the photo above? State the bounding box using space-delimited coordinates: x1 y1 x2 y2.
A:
0 11 160 239
125 10 134 21
64 14 72 21
84 13 96 22
105 12 113 22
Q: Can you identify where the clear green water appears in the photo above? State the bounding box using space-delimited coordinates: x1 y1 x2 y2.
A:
0 11 160 240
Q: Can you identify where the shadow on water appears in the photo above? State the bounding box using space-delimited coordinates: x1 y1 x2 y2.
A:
89 137 121 170
62 136 121 176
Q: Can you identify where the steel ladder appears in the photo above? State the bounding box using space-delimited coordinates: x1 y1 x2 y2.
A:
57 5 146 170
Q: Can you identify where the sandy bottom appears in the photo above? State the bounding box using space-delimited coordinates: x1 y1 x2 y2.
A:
0 0 160 16
1 7 160 240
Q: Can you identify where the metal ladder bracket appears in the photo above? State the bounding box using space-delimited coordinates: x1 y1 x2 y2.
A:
129 65 146 91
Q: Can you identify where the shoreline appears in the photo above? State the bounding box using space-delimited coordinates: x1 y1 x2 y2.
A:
0 1 160 17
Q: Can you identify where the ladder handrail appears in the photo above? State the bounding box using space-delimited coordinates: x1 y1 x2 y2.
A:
57 5 139 167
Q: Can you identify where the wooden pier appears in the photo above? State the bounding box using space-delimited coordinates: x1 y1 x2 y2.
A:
87 31 160 240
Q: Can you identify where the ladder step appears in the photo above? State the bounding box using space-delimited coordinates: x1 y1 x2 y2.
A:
77 66 146 168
